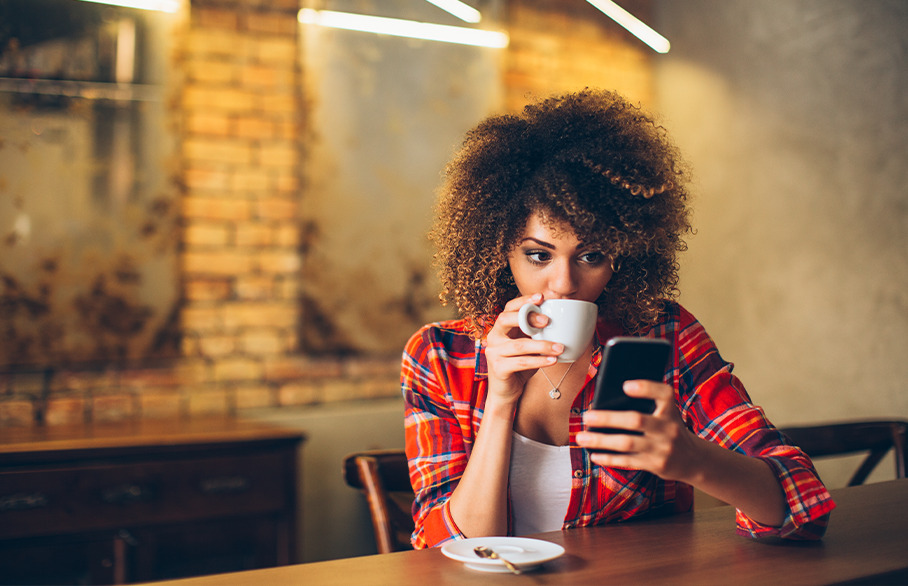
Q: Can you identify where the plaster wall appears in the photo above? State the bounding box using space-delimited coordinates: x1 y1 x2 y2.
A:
653 0 908 469
250 398 405 562
298 0 504 355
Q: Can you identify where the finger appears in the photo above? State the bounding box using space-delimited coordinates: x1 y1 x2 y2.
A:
495 354 558 375
582 409 646 432
528 312 549 329
486 313 525 342
492 309 549 337
498 338 564 360
489 298 542 339
502 292 543 312
576 430 642 455
588 450 642 470
485 339 563 378
622 380 671 400
623 380 675 416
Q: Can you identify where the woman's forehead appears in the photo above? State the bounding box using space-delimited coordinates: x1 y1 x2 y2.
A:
518 212 580 244
512 209 615 251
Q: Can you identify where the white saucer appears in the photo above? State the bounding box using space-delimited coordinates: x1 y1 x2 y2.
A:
441 536 565 573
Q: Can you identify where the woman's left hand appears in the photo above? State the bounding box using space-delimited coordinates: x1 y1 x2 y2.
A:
575 380 701 482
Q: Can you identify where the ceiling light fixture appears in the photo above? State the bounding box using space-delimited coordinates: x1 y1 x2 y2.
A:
424 0 482 23
77 0 180 12
298 9 508 49
585 0 670 53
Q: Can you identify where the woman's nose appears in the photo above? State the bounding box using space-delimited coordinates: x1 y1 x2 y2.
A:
548 261 578 297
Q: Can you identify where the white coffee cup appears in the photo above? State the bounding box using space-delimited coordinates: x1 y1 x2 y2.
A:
517 299 598 363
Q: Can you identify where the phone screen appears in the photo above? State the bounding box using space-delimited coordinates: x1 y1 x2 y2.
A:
590 337 671 438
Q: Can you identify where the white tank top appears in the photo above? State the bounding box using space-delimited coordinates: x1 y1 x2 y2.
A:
509 431 572 536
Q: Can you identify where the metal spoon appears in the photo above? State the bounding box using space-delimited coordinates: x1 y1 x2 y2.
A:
474 545 522 575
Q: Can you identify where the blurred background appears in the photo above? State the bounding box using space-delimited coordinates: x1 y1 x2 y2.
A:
1 0 906 568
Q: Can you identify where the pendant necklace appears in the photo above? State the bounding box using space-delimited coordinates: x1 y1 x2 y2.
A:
539 360 575 400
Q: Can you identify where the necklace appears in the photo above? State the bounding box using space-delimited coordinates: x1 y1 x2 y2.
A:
539 361 575 400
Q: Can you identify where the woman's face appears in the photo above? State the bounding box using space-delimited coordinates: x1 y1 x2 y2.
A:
507 212 613 303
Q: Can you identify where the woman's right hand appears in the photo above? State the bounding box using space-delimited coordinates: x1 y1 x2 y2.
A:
483 293 565 403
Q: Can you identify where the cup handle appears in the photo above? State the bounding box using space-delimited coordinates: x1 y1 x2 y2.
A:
518 302 542 336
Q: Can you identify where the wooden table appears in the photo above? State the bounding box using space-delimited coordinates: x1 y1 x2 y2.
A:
146 479 907 586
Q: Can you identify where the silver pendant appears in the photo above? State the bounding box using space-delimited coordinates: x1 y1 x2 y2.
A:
548 388 561 400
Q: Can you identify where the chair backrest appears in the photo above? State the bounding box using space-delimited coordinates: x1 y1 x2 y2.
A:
780 419 907 486
342 449 415 554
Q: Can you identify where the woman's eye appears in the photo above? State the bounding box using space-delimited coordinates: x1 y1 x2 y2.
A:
525 250 550 264
580 251 606 265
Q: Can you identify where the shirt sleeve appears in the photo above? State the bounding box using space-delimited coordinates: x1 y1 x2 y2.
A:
401 324 471 548
673 308 835 540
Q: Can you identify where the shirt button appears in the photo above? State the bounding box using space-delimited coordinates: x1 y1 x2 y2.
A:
571 408 582 415
573 470 584 479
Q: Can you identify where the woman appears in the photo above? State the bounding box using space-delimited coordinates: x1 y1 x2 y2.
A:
401 89 834 548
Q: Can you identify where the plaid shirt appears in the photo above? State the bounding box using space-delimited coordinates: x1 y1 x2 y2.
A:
402 301 835 549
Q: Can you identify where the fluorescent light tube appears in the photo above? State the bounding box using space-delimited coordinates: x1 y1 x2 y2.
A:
298 9 508 49
77 0 180 12
586 0 670 53
424 0 482 23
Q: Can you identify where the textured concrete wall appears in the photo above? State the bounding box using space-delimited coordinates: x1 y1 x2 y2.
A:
0 10 180 371
654 1 908 438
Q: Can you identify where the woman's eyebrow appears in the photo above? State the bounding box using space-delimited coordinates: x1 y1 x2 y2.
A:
519 237 591 252
518 237 555 249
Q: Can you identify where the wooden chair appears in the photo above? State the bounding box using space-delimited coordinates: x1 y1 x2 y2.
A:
780 419 907 486
343 449 415 554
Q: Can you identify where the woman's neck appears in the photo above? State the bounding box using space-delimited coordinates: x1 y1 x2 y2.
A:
513 344 595 445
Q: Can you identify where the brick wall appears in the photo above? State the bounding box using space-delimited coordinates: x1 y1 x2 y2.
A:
177 0 309 416
0 0 654 427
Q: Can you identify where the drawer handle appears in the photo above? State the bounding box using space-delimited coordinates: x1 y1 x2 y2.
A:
0 492 49 512
199 475 251 494
101 483 154 505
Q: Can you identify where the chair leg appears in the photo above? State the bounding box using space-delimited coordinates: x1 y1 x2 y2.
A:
892 424 907 479
355 456 396 554
849 449 887 486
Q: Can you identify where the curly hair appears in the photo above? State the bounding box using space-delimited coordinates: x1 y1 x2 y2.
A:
430 89 693 338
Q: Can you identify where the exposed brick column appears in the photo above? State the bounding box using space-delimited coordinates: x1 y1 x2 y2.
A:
177 0 303 414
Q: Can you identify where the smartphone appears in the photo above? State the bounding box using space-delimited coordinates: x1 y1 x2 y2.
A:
589 337 671 439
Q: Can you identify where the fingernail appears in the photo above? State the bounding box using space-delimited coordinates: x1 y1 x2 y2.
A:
552 343 564 352
623 380 639 392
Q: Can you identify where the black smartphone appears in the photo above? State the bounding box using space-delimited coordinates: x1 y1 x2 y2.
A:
589 337 671 439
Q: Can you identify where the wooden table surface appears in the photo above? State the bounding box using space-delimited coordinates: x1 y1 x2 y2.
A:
145 479 908 586
0 417 306 465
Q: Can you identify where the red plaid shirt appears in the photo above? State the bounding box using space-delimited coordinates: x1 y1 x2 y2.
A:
402 301 835 548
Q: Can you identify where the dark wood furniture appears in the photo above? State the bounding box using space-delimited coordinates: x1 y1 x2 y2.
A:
780 419 907 485
144 479 908 586
0 418 304 585
342 449 414 554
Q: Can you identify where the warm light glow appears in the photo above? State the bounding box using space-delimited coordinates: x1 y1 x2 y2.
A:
77 0 179 12
424 0 481 23
298 9 508 49
586 0 670 53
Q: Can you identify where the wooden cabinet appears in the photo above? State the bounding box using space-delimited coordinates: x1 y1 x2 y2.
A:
0 419 304 585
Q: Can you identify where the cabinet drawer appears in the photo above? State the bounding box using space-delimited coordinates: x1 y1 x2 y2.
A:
0 451 289 540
